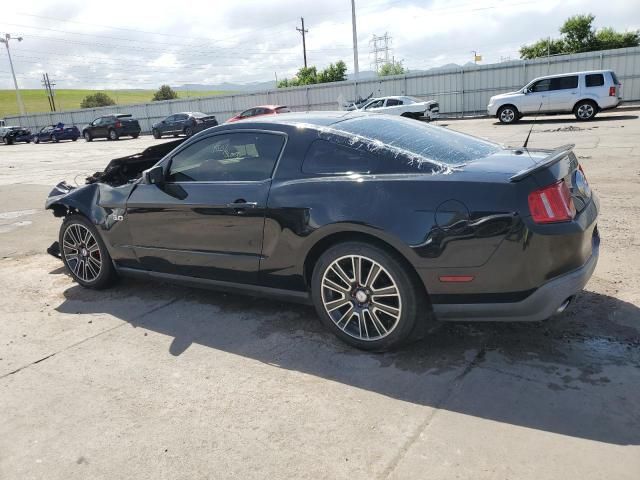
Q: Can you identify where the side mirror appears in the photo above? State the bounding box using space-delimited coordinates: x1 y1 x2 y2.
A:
144 165 165 185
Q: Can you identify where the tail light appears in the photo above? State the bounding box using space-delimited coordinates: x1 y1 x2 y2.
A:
115 121 122 128
528 180 576 224
609 86 616 96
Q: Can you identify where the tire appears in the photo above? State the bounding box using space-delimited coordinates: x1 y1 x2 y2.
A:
84 131 92 142
2 137 7 145
34 136 40 144
311 241 426 351
131 133 139 139
53 135 60 143
152 129 161 139
574 100 598 121
59 214 117 289
497 105 519 124
72 137 77 141
184 126 194 137
173 133 179 138
108 129 119 141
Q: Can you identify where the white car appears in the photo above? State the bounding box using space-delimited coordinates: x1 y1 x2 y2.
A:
359 96 439 120
488 70 622 124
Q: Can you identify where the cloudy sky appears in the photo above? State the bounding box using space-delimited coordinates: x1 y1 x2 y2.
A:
1 0 638 90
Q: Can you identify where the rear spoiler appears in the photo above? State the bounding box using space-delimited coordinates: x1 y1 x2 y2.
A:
510 144 575 182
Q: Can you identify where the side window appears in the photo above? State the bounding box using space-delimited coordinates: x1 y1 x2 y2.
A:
176 114 188 121
165 115 175 122
530 79 551 92
365 99 384 109
549 76 578 90
240 109 255 118
386 99 402 106
585 74 604 87
168 132 285 182
302 139 377 175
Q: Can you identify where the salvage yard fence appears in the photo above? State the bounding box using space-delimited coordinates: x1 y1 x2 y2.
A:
5 46 640 133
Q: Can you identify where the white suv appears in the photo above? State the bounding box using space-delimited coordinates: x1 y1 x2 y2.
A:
488 70 622 124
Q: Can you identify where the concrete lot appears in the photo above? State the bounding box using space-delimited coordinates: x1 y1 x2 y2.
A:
1 113 639 480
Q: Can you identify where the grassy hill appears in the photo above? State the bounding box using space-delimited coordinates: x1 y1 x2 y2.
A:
0 89 229 118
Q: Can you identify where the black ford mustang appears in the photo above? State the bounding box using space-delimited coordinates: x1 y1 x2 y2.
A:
45 112 599 351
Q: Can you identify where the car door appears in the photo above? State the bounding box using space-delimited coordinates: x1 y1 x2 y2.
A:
159 115 174 134
544 75 579 112
363 99 385 111
520 79 551 113
124 130 286 284
174 114 189 133
94 117 109 137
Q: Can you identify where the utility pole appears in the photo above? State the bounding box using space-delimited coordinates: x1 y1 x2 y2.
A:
42 73 56 112
296 17 308 68
0 33 25 115
351 0 359 79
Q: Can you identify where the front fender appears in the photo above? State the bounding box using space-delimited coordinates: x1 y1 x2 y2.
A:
45 182 103 223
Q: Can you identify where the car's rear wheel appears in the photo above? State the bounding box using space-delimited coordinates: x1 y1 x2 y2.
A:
53 135 60 143
152 129 161 139
311 242 424 351
59 215 116 289
574 100 598 121
184 126 194 137
497 105 519 124
72 137 77 141
108 129 119 140
34 136 40 144
131 133 139 139
84 131 92 142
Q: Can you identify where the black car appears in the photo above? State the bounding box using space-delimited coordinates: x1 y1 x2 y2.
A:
1 126 32 145
33 124 81 143
152 112 218 139
45 112 599 351
83 114 141 141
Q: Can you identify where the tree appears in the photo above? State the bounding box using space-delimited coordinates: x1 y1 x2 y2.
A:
278 60 347 88
80 92 116 108
152 85 178 101
379 61 405 77
520 14 639 59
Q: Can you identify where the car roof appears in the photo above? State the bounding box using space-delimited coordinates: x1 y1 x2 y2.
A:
247 105 286 110
531 70 614 81
225 110 371 127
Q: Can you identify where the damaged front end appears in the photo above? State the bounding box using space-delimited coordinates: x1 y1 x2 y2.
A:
45 139 183 260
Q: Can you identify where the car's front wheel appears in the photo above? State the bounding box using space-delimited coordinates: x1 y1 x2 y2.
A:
108 129 119 140
59 215 116 289
574 100 598 121
497 105 519 124
185 126 194 137
311 242 425 351
152 129 161 139
34 136 40 144
84 131 92 142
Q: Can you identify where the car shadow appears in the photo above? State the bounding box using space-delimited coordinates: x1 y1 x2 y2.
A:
54 273 640 446
493 114 638 125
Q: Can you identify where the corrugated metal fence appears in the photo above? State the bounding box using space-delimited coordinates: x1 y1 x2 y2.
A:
5 46 640 133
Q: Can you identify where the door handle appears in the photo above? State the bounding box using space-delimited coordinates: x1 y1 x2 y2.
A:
227 200 258 209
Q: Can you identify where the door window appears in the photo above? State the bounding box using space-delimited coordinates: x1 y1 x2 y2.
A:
530 79 551 92
386 99 403 106
240 109 255 118
365 99 384 109
168 132 285 182
585 74 604 87
549 76 578 90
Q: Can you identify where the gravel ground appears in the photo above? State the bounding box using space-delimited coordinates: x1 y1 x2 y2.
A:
0 112 639 480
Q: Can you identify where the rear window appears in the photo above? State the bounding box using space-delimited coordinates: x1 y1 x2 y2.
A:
585 74 604 87
549 76 578 90
303 140 378 174
333 116 500 166
610 71 620 85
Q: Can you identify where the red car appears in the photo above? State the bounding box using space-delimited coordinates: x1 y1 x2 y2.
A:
226 105 291 123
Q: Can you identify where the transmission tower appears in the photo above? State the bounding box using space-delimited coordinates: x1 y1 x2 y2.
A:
369 33 391 73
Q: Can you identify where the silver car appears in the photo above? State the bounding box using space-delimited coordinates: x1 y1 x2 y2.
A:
488 70 622 124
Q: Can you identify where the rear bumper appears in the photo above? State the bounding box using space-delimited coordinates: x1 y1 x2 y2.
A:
432 231 599 322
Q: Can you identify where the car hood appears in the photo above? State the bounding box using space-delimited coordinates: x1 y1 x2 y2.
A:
491 91 522 100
